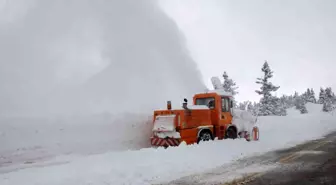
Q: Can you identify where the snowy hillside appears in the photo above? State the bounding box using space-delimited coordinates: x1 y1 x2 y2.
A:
287 102 324 116
1 103 336 185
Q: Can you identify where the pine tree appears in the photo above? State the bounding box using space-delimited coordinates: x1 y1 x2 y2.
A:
222 71 239 106
273 96 287 116
287 94 295 108
303 88 316 103
293 91 299 99
301 90 309 103
308 88 317 103
294 96 308 114
280 95 287 108
222 71 239 96
255 61 286 116
247 102 253 112
323 87 335 112
307 88 311 96
249 102 260 116
280 94 296 109
318 88 326 104
289 94 295 107
238 101 250 111
238 102 246 110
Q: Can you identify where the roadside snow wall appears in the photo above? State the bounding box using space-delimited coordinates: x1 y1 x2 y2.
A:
0 113 153 164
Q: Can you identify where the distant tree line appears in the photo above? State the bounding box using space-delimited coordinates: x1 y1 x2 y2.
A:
217 60 336 116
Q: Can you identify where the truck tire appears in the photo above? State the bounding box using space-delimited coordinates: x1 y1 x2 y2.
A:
226 127 237 139
197 130 213 144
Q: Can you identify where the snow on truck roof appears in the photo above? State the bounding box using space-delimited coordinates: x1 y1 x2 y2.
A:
198 89 233 97
187 105 209 110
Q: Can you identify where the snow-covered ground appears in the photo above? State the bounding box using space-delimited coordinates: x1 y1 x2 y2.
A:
1 103 336 185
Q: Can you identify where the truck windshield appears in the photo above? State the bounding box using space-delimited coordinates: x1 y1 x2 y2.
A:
195 97 215 109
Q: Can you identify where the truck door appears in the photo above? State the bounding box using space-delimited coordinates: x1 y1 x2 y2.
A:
219 97 232 125
195 97 218 125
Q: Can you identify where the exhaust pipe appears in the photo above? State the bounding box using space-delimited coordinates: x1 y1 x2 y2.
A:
182 98 191 116
167 101 172 110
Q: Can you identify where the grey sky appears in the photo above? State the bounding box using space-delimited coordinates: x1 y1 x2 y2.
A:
160 0 336 102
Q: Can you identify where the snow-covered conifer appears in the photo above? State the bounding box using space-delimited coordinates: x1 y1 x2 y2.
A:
222 71 239 96
294 96 308 114
308 88 317 103
323 87 335 112
255 61 286 116
318 88 326 104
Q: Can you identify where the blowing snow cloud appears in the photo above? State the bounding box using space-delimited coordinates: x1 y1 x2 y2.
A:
0 0 205 116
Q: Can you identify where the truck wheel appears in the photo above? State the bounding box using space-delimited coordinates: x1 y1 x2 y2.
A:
226 127 237 139
197 130 213 143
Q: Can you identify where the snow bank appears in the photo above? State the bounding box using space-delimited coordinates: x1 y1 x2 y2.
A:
0 113 153 167
1 104 336 185
287 102 323 116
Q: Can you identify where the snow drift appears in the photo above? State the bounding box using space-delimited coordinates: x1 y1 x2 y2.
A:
0 113 153 169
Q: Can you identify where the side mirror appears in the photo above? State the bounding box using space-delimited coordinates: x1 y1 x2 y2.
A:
230 100 233 108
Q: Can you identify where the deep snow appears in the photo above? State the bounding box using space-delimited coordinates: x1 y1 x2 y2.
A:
0 113 153 171
1 103 336 185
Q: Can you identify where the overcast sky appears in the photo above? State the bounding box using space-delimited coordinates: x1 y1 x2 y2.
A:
160 0 336 102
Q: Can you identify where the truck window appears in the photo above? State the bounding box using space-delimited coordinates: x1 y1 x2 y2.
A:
195 97 215 109
221 97 230 112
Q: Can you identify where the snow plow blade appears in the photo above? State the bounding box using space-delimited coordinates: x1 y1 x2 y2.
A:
151 136 180 147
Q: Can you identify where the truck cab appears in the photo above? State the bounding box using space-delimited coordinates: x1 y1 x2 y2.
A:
193 92 234 126
193 91 237 140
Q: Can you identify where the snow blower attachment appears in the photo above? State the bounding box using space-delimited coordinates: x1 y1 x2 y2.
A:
151 114 181 147
150 77 259 147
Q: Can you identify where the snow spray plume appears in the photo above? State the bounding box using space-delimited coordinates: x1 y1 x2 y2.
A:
0 0 205 117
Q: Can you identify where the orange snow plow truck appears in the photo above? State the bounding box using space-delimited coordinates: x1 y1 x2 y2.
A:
150 90 259 147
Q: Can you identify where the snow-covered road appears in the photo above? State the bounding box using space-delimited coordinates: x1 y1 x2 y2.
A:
1 104 336 185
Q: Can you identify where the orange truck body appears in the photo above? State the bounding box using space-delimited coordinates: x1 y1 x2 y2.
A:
150 91 242 147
